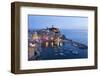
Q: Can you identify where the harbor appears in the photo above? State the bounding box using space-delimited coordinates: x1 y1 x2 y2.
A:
28 26 88 60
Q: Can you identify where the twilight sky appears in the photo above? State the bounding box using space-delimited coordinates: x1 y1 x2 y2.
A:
28 15 88 30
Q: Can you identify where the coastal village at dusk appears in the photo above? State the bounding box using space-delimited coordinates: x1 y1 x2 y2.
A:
28 25 88 60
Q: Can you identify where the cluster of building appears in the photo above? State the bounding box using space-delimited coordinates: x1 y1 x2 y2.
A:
28 26 66 59
28 26 66 48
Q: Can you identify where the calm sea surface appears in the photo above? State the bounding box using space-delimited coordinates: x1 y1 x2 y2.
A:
61 29 88 45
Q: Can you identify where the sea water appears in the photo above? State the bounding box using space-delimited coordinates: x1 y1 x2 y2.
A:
61 29 88 45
